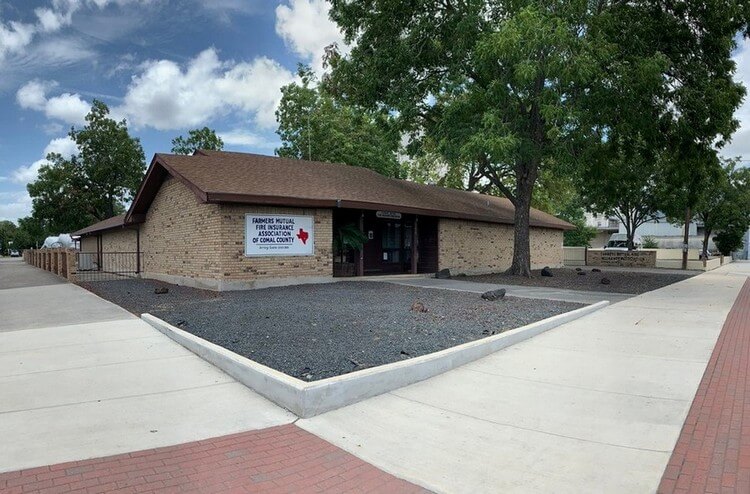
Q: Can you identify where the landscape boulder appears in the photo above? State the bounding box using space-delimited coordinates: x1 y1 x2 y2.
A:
577 271 586 276
481 289 506 301
575 267 582 271
410 300 428 313
435 268 451 279
154 287 169 294
592 268 601 272
601 277 611 285
541 267 554 277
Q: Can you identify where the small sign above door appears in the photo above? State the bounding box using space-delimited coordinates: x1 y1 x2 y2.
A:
376 210 402 220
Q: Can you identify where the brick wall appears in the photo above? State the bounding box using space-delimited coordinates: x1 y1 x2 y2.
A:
139 176 333 289
80 236 97 253
140 176 224 280
438 218 563 273
100 229 137 252
219 204 333 282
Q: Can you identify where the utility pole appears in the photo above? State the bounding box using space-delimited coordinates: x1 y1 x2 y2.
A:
682 206 691 270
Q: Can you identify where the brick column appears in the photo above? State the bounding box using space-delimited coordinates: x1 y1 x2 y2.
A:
66 249 77 282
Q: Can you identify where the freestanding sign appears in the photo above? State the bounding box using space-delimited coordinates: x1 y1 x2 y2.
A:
245 214 314 256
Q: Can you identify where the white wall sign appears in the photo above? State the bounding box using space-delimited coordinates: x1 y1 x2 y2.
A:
245 214 314 256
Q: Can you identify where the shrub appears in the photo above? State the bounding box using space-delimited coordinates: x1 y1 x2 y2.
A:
642 235 659 248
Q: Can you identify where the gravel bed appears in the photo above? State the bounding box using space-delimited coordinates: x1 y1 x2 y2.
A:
462 267 695 294
80 279 583 381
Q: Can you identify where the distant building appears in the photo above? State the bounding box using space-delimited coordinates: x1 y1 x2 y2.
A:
583 212 619 248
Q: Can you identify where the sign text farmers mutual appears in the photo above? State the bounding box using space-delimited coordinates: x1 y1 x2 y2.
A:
245 214 314 256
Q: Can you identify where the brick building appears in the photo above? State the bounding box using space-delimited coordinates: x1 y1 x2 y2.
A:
73 151 571 290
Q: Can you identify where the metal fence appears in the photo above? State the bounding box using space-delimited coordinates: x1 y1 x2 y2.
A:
75 251 142 281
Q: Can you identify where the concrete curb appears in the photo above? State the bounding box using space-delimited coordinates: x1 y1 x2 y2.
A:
142 300 608 418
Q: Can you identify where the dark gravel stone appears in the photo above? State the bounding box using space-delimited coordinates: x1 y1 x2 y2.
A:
464 268 694 294
80 279 583 381
575 267 582 271
541 267 554 277
481 289 506 301
577 271 586 276
592 268 602 273
601 277 611 285
154 287 169 294
435 268 451 279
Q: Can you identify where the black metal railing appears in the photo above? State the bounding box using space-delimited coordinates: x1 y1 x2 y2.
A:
75 251 143 281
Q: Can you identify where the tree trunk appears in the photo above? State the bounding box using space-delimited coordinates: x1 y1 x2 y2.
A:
682 206 691 270
506 171 535 277
702 227 711 263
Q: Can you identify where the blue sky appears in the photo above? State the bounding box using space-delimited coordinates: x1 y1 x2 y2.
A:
0 0 344 222
0 1 749 224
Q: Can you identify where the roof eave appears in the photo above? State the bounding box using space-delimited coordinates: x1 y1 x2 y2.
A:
204 193 571 230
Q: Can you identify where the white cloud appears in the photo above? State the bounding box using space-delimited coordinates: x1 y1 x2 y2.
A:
45 135 79 157
218 130 274 149
12 159 50 184
35 8 72 32
117 48 294 130
45 93 89 124
0 20 35 59
275 0 345 74
16 79 89 125
0 0 153 64
0 191 32 222
11 136 79 184
16 79 55 110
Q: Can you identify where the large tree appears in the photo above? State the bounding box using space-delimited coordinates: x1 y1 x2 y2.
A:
696 161 750 257
26 153 102 235
327 0 750 276
70 100 146 218
0 220 17 254
276 65 402 178
24 100 144 236
171 127 224 155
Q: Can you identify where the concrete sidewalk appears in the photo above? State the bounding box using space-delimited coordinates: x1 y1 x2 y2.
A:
300 262 750 493
378 275 634 305
0 258 295 473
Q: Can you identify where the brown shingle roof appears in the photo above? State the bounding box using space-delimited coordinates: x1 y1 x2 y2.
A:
126 151 572 230
72 214 127 236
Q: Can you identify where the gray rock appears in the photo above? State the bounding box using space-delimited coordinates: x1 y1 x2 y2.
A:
410 300 428 312
481 289 506 301
577 271 586 276
575 267 582 271
601 277 611 285
592 268 601 272
541 267 554 277
435 268 451 279
154 287 169 294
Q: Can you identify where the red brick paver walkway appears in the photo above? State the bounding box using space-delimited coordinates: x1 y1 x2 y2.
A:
658 278 750 494
0 424 429 494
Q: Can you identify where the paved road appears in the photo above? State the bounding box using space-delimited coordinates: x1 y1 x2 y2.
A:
0 258 296 473
377 275 634 305
300 263 750 493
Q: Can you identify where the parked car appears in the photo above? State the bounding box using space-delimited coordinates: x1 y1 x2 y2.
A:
604 233 641 251
9 249 20 257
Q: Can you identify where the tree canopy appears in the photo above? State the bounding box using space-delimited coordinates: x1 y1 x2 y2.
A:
276 65 402 178
22 100 144 241
326 0 750 275
698 162 750 255
171 127 224 155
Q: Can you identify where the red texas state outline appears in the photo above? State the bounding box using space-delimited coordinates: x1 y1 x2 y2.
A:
297 228 309 245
